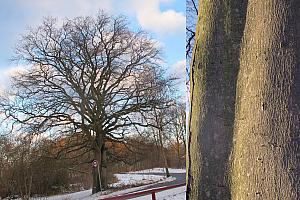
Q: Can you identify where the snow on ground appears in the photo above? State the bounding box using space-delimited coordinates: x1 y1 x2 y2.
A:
34 190 92 200
38 181 185 200
97 176 176 199
129 168 186 174
32 171 177 200
131 186 186 200
35 177 176 200
111 173 166 187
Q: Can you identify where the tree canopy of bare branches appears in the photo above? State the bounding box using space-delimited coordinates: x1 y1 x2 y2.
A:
0 12 171 193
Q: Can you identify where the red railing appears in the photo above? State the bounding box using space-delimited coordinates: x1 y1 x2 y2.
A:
100 182 186 200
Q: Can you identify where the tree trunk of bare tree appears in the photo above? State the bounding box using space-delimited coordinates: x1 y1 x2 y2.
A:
153 132 161 164
92 135 108 194
230 1 300 199
158 128 170 177
176 133 182 168
101 143 108 190
92 146 101 194
187 0 247 199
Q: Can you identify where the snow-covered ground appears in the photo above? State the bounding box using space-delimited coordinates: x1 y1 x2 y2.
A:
131 186 186 200
32 168 185 200
111 173 166 187
34 177 177 200
129 168 186 174
34 183 186 200
35 190 92 200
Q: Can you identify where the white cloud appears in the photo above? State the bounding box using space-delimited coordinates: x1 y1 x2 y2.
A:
0 65 28 92
8 0 183 36
0 69 12 93
168 59 186 80
167 59 187 103
128 0 185 35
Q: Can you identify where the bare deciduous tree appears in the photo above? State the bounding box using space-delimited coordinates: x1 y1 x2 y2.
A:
169 103 186 168
0 12 169 193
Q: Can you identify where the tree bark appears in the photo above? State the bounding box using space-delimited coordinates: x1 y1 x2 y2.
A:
176 133 182 168
158 128 170 177
231 1 300 199
187 0 247 199
101 143 108 190
92 146 101 194
92 135 108 194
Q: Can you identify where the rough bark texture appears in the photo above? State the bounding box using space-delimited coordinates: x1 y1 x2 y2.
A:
158 128 170 177
187 0 247 199
92 146 101 194
231 1 300 199
92 135 107 194
101 144 108 189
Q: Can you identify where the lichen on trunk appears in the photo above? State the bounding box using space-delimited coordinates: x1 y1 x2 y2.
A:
231 1 300 199
187 0 247 199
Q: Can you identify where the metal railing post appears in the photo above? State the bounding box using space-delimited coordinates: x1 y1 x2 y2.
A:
151 192 156 200
99 182 186 200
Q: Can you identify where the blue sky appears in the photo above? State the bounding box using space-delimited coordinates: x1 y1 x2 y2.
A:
0 0 186 93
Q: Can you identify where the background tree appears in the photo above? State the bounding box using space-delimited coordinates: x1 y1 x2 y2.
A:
0 114 186 199
0 136 72 199
187 0 247 199
186 0 198 60
0 136 13 199
170 103 186 168
0 12 168 193
152 108 171 177
231 1 300 199
139 85 176 177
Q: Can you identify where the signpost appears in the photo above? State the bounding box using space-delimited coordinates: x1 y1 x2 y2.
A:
92 159 102 191
92 160 98 168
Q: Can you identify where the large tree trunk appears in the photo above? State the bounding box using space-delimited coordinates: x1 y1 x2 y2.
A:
187 0 247 199
230 1 300 199
92 136 108 194
92 146 101 194
100 143 108 190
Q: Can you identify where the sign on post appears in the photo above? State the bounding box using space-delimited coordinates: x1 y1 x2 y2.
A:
92 159 98 168
92 159 102 191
